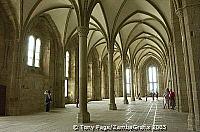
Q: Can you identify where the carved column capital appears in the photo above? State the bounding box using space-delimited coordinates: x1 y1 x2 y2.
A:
5 39 14 46
77 26 89 37
107 47 114 55
168 42 174 48
122 52 127 61
107 41 115 54
175 9 183 18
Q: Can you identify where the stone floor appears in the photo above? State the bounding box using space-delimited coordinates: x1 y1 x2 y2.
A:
0 97 191 132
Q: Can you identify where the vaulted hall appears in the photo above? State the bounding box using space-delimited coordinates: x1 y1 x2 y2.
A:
0 0 200 131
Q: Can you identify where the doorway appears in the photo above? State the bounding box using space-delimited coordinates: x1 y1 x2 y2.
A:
0 85 6 116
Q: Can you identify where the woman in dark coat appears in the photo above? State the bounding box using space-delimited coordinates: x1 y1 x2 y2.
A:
45 90 52 112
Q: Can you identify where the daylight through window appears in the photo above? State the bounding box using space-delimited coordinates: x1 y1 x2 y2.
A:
148 66 158 93
65 51 70 97
27 35 41 67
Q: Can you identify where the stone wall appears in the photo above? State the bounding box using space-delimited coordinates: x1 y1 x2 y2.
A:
18 16 63 114
0 3 20 115
182 1 200 130
139 58 164 97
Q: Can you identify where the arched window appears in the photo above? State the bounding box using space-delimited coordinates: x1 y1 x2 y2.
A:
35 39 41 67
148 66 158 93
65 51 69 77
27 35 41 67
65 51 70 97
27 36 35 66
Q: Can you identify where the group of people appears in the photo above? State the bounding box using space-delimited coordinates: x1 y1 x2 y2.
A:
163 88 175 110
43 88 175 112
144 92 159 101
139 88 175 110
151 92 159 101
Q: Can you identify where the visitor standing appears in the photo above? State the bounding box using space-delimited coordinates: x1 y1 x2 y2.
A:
163 88 170 109
45 90 52 112
169 89 175 109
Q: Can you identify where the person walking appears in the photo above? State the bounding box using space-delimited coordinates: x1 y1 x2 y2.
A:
156 91 159 100
152 92 155 101
76 97 79 108
145 93 148 101
138 93 142 100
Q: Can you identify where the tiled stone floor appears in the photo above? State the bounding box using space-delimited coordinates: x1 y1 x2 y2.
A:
0 97 191 132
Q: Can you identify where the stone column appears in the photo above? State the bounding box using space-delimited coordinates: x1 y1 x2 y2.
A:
163 64 168 89
158 68 164 96
77 26 90 123
131 63 135 101
114 70 119 97
171 6 189 112
135 67 139 97
180 1 200 130
88 63 93 99
75 48 79 106
176 9 195 130
96 62 102 100
169 43 180 111
118 67 123 97
108 47 117 110
134 67 138 98
101 65 105 98
141 68 147 97
56 50 65 107
122 54 129 104
166 62 171 89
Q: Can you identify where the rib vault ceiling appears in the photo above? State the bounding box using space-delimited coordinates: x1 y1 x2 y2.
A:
11 0 172 70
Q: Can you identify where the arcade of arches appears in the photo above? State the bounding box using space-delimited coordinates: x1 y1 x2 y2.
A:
0 0 200 131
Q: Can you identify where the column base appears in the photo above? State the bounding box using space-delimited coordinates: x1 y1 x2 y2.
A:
195 115 200 131
109 103 117 110
78 111 90 123
124 98 129 104
188 113 196 131
90 98 102 101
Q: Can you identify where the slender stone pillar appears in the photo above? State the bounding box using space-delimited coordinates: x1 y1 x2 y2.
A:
101 65 106 98
96 62 102 100
135 67 139 97
169 43 179 111
77 26 90 123
176 9 195 131
131 63 135 101
118 67 123 97
179 2 200 130
134 68 138 98
88 63 93 99
171 7 188 112
108 47 117 110
122 54 129 104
